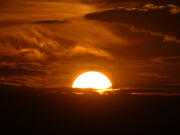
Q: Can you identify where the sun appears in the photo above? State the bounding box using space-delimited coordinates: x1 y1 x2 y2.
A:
72 71 112 89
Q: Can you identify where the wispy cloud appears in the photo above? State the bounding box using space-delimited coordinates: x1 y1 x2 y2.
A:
121 24 180 44
138 72 167 79
68 45 113 59
0 0 97 20
97 3 180 15
150 56 180 65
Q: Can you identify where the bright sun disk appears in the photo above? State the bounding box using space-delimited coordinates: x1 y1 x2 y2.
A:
72 71 112 89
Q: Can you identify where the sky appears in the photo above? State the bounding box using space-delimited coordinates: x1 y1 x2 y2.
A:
0 0 180 88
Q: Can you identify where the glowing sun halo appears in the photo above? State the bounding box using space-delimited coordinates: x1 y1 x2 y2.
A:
72 71 112 89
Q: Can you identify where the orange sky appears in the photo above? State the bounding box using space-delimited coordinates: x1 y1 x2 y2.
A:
0 0 180 88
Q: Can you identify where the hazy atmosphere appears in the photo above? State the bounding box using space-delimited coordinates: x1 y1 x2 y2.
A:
0 0 180 88
1 0 180 134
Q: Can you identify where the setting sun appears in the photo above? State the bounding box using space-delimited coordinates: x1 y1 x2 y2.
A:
72 71 112 89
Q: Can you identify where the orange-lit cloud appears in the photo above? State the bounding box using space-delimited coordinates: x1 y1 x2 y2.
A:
0 19 122 61
68 45 113 59
0 0 97 20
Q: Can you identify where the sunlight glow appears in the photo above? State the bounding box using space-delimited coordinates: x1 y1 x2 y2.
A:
72 71 112 89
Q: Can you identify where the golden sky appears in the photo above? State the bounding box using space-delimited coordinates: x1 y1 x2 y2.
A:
0 0 180 87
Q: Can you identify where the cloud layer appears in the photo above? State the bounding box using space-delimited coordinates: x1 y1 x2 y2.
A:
0 0 180 87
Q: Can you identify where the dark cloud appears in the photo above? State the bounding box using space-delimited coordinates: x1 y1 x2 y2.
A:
34 20 69 24
138 72 167 79
151 56 180 65
0 66 45 76
86 7 180 40
86 0 180 9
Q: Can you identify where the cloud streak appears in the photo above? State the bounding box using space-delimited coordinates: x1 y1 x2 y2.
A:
138 72 167 79
121 24 180 44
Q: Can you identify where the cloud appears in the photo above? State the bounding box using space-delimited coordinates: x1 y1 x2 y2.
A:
97 3 180 14
143 3 180 14
34 20 69 25
0 25 60 62
121 24 180 44
68 45 113 59
0 0 97 21
138 72 167 79
0 0 180 87
0 19 122 60
85 0 180 11
150 56 180 65
19 48 45 61
86 5 180 44
0 17 123 87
